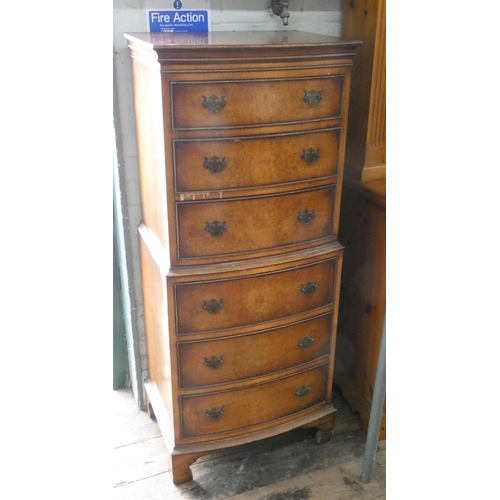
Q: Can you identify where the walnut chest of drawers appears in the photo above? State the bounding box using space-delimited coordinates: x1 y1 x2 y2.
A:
124 31 360 484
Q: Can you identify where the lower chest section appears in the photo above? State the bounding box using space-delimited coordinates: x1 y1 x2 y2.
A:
168 250 342 445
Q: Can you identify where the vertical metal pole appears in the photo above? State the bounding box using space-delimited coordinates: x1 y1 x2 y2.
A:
361 312 386 483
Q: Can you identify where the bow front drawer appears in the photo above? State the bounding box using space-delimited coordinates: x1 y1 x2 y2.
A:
170 75 344 131
180 363 329 440
173 128 341 193
176 186 335 262
175 257 337 335
178 313 332 389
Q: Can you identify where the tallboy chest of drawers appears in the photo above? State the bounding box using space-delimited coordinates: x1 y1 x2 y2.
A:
124 31 360 484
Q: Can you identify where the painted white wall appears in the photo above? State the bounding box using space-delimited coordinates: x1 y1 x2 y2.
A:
113 0 343 407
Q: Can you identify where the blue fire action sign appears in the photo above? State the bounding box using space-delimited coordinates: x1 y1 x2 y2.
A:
147 0 210 33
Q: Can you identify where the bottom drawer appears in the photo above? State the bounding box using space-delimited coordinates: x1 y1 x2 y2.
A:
180 363 328 439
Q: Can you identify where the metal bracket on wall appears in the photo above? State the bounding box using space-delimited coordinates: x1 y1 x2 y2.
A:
271 0 290 26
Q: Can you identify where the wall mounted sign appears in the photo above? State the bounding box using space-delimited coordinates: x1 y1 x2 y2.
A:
146 0 211 33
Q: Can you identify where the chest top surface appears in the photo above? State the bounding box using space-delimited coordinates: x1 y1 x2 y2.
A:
124 30 359 49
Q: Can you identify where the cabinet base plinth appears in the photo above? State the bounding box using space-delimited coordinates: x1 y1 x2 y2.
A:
170 451 209 485
303 413 335 444
169 411 336 484
145 370 338 484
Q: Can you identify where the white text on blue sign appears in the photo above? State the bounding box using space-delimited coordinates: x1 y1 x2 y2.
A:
149 10 209 32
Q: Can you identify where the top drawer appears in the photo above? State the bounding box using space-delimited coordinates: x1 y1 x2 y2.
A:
170 75 344 131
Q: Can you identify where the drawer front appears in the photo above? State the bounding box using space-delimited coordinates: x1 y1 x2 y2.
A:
174 128 341 193
176 186 335 260
171 75 344 130
178 314 332 389
175 258 337 335
180 363 328 439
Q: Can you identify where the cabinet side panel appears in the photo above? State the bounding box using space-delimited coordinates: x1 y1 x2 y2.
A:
335 184 386 437
139 235 175 438
130 54 168 251
341 0 386 179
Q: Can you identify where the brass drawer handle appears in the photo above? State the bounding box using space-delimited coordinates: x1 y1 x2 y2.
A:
205 220 227 237
297 209 315 225
204 155 227 174
295 385 312 398
301 281 318 295
298 336 315 349
202 94 226 114
205 407 224 421
204 355 224 369
301 148 320 165
303 89 323 108
203 299 224 314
